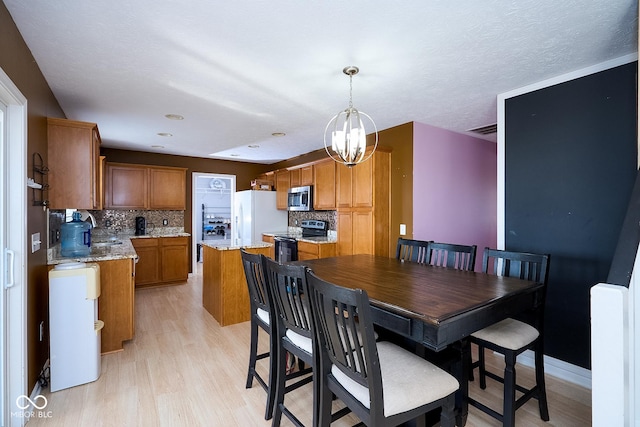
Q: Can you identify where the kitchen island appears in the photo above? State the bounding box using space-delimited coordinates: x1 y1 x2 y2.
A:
201 241 270 326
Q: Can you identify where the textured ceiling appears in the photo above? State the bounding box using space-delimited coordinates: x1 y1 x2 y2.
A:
4 0 638 163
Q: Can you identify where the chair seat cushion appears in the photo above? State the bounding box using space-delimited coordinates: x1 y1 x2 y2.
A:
331 341 459 417
285 329 313 354
471 318 539 350
256 308 270 325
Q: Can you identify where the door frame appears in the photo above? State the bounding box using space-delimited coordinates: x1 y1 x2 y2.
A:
0 66 28 426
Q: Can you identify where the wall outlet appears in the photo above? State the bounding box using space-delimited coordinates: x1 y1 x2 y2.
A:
400 224 407 236
163 219 168 226
39 321 44 342
31 232 41 253
105 219 112 227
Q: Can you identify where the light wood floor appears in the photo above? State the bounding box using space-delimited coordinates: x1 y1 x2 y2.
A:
29 265 592 426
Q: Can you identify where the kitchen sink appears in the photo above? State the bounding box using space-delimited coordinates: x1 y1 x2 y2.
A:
92 240 123 247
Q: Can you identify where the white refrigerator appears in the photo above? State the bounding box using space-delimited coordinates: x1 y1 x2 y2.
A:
234 190 288 246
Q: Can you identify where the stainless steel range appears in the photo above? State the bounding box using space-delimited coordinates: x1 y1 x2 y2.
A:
300 220 328 237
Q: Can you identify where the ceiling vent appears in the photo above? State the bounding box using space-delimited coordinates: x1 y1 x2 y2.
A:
468 123 497 135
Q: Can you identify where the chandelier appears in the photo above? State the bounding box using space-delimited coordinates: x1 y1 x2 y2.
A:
324 66 378 167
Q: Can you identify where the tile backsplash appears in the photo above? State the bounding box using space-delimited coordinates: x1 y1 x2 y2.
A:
288 210 336 231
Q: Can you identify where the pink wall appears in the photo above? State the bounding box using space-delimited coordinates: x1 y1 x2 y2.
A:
412 122 497 270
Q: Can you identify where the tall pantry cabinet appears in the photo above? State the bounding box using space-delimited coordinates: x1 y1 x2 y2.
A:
336 149 391 257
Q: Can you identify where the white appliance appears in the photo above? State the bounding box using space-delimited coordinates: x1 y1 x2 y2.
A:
49 262 103 392
234 190 288 246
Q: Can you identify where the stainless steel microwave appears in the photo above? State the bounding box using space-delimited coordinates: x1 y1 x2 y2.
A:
287 185 313 211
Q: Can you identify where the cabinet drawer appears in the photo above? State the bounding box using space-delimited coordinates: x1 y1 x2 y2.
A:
161 236 188 246
298 241 319 256
131 237 159 248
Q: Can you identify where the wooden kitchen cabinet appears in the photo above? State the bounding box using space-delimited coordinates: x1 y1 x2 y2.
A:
289 168 301 187
160 236 189 282
105 163 149 209
47 118 103 210
336 149 391 257
262 234 276 259
313 159 337 210
131 238 160 285
297 240 337 260
300 165 314 186
105 162 187 210
275 169 290 210
96 258 135 353
131 236 188 287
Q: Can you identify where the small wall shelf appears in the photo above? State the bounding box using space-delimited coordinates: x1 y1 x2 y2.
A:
31 152 49 206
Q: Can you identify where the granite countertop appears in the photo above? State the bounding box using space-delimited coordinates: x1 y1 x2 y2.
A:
47 229 191 265
201 241 271 251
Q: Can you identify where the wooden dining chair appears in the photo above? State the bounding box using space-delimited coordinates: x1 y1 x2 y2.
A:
396 238 431 264
468 247 551 427
262 257 316 427
306 270 459 427
426 241 477 271
240 249 278 420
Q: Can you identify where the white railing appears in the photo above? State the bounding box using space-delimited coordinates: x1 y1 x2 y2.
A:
591 242 640 426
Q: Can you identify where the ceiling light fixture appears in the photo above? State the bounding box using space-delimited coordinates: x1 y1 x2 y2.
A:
248 144 260 148
157 132 173 137
324 66 378 168
272 132 286 137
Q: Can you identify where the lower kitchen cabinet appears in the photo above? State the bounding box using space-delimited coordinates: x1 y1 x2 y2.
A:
297 240 336 260
131 236 189 287
96 258 135 353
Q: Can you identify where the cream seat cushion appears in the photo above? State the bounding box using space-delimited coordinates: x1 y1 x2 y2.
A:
330 341 459 417
286 329 313 354
471 318 539 350
256 308 270 325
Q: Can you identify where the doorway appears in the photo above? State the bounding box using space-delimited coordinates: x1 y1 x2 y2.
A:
191 173 235 272
0 67 28 426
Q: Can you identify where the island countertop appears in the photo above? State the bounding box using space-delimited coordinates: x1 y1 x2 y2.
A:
201 240 271 251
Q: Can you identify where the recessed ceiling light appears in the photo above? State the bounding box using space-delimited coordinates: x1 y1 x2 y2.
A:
230 154 240 157
248 144 260 148
157 132 173 137
165 114 184 120
151 145 165 149
272 132 286 137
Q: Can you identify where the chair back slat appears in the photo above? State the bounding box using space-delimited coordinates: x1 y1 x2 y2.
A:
263 257 313 340
427 242 477 271
240 249 270 314
396 238 431 264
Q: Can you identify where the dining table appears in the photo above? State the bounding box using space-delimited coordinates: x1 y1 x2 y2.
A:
296 254 545 426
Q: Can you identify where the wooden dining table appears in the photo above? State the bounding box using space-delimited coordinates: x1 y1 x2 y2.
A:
296 254 545 426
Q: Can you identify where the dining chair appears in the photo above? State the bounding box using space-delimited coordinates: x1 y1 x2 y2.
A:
240 249 278 420
426 241 477 271
262 257 316 427
306 270 460 427
468 247 551 427
396 238 431 264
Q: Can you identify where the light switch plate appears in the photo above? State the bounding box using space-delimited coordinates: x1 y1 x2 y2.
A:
399 224 406 236
31 232 41 253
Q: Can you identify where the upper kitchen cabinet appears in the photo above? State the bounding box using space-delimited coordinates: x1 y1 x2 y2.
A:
275 169 290 210
289 164 314 188
313 159 336 210
47 118 103 210
105 162 187 210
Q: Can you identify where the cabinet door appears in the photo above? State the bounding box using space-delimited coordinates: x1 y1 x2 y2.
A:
149 167 186 210
105 164 148 209
289 169 301 188
313 160 336 210
352 158 373 208
131 238 160 285
352 211 374 255
300 165 314 186
47 118 101 210
337 211 353 256
275 170 290 210
336 163 352 208
160 237 189 282
96 258 134 353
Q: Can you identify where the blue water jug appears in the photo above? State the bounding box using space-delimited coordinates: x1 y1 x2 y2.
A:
60 211 92 257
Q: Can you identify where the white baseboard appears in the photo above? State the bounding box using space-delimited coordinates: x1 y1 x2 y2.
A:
517 350 592 389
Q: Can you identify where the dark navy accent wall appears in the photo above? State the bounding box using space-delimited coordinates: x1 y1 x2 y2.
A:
504 62 637 369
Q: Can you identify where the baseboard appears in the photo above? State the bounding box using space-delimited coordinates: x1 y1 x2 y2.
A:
517 350 592 389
